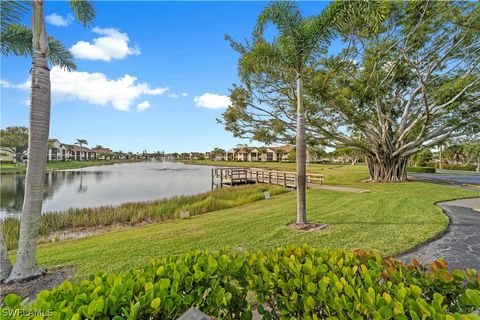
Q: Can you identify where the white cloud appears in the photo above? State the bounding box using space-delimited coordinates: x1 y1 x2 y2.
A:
2 67 168 111
70 27 141 61
137 101 151 111
0 79 29 90
193 93 231 109
167 93 179 99
181 92 188 97
46 13 74 27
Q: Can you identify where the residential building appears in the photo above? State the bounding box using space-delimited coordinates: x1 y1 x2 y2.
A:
47 139 68 161
91 147 112 160
0 147 16 163
189 152 204 160
227 146 293 162
71 145 96 161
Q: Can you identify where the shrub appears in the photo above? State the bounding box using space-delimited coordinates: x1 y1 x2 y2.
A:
407 167 436 173
435 164 477 171
1 250 252 320
2 246 479 319
246 245 480 319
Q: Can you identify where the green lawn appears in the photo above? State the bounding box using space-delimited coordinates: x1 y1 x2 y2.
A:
23 164 476 278
0 159 142 174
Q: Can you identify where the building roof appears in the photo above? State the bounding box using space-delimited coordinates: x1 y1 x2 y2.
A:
91 147 112 153
72 145 94 152
269 145 294 153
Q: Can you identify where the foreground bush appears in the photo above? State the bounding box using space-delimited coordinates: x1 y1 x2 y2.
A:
407 167 437 173
2 246 479 319
1 185 287 250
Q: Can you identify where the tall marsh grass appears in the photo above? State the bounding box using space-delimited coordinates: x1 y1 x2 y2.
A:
2 185 288 250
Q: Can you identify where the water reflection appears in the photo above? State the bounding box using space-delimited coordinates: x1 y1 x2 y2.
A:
0 162 214 218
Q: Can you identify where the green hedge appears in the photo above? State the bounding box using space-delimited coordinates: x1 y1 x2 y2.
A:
407 167 437 173
2 246 480 319
436 164 477 171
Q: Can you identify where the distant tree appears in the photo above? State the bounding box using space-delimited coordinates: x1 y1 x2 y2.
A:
464 140 480 172
211 147 225 155
0 126 28 164
411 149 434 167
75 139 88 161
333 147 363 165
443 144 465 165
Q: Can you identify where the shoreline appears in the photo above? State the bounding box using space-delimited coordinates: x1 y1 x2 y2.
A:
0 158 145 175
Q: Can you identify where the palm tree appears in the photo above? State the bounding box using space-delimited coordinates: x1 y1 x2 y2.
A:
75 139 88 161
2 0 95 282
251 2 334 225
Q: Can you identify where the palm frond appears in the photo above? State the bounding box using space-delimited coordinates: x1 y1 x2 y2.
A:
1 0 29 32
255 1 302 40
328 0 390 35
225 34 247 54
1 24 76 71
239 40 289 81
70 0 96 27
47 37 76 71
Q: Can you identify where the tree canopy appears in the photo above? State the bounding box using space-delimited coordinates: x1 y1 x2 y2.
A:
0 126 29 163
221 0 479 181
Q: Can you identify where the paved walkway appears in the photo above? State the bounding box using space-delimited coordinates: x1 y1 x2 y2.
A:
308 184 369 193
397 198 480 270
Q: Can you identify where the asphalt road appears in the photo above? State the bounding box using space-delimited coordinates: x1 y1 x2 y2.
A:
409 172 480 187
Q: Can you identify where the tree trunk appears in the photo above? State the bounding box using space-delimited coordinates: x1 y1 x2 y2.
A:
7 47 50 282
439 145 443 170
296 75 307 224
0 231 12 281
366 154 409 182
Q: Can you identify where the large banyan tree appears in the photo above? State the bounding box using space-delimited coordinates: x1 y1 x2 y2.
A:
221 1 479 182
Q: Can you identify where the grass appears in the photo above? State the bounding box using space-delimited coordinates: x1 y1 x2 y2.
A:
9 164 476 278
1 184 287 250
0 159 143 175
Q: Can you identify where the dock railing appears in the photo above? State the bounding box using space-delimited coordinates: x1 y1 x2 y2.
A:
212 167 324 189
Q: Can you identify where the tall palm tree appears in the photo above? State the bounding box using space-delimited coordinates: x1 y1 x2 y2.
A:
2 0 95 282
251 2 334 224
75 139 88 161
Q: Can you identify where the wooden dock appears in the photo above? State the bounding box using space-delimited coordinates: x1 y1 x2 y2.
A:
211 167 324 189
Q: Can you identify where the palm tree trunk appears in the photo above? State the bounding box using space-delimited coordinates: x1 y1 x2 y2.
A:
7 0 50 282
0 231 12 281
296 74 307 224
439 145 443 170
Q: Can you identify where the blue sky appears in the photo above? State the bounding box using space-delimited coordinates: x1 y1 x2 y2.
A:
1 1 330 153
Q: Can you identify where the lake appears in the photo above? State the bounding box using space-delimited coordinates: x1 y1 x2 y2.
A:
0 161 215 218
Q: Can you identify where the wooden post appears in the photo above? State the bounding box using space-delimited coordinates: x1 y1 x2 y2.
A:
283 173 286 188
211 169 214 190
220 169 223 188
268 171 271 184
256 171 259 183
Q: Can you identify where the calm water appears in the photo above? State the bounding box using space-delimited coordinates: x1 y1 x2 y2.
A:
0 161 215 218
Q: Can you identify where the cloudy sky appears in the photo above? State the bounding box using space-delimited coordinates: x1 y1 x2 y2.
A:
1 1 328 153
